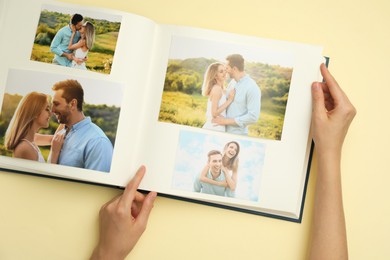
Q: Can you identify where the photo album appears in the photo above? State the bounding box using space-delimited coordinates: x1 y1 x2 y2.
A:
0 0 324 222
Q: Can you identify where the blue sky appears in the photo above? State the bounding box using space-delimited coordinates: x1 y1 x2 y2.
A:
172 130 266 202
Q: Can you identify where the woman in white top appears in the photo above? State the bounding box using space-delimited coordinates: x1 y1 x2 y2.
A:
68 21 95 70
202 62 235 132
4 92 64 163
199 141 240 197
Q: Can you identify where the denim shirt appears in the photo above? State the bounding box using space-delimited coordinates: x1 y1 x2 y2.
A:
50 25 80 66
226 75 261 135
194 170 227 196
58 117 113 172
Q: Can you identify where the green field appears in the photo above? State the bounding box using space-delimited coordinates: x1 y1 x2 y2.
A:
159 91 285 140
31 42 115 74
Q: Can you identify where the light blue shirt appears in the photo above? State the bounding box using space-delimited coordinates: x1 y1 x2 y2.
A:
194 170 227 196
58 117 113 172
226 74 261 135
50 25 80 67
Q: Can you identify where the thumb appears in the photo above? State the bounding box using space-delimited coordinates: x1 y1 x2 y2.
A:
134 191 157 231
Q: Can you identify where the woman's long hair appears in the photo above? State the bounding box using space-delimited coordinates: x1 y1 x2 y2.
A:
4 92 48 150
201 62 224 96
83 21 95 50
223 141 240 172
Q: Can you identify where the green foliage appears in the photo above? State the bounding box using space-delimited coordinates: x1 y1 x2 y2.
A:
159 92 207 128
164 58 292 102
160 58 293 140
83 104 120 146
31 44 114 74
159 91 285 140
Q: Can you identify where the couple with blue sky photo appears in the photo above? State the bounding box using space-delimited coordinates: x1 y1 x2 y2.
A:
172 131 265 202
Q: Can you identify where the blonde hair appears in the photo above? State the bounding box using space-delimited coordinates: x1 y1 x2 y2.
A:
83 21 95 50
4 92 49 150
201 62 224 96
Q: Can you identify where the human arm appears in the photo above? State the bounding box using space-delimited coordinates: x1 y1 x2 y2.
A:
67 25 83 51
308 64 356 260
210 87 235 117
50 27 73 60
213 83 260 126
33 123 65 146
222 166 237 191
48 133 64 164
34 134 54 146
91 166 157 260
199 165 228 187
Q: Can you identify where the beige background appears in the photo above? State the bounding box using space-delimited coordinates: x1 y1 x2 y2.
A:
1 0 389 259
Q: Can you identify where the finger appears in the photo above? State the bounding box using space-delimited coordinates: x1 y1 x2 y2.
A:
134 191 157 231
311 82 327 117
131 192 146 218
320 63 345 102
120 165 146 208
101 193 121 211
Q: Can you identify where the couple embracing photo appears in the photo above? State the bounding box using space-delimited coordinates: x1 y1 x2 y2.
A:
160 35 293 140
31 4 121 74
50 13 95 70
2 79 113 173
202 54 261 135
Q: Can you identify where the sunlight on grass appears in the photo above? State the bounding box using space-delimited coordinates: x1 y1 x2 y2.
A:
159 91 285 140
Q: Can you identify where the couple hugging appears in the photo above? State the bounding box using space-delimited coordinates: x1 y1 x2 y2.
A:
50 13 95 70
4 80 113 173
202 54 261 135
194 141 240 198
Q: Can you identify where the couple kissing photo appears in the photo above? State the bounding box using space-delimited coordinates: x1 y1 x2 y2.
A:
0 69 123 173
30 4 121 74
159 35 294 140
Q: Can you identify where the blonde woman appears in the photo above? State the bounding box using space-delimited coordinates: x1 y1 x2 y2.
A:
199 141 240 197
202 62 235 132
4 92 64 163
68 21 95 70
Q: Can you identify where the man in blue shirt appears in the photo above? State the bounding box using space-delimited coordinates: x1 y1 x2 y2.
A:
50 14 83 67
213 54 261 135
51 79 113 172
194 150 227 196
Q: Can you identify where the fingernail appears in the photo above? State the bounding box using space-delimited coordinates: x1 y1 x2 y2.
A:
312 82 320 90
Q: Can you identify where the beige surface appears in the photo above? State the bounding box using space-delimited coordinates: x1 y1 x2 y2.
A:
1 0 389 259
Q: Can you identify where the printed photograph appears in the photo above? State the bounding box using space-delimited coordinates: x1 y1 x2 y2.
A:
0 69 123 173
30 4 122 74
172 130 266 202
159 35 294 140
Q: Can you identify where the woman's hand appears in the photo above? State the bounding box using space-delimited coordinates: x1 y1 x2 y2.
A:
309 64 355 260
48 132 65 164
51 132 64 153
311 63 356 156
91 166 157 260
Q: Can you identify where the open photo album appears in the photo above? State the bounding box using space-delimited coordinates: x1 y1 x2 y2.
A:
0 0 324 222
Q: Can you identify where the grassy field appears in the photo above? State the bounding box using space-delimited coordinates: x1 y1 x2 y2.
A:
31 35 115 74
159 91 285 140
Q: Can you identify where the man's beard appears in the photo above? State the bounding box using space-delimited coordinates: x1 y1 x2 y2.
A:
54 111 70 125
